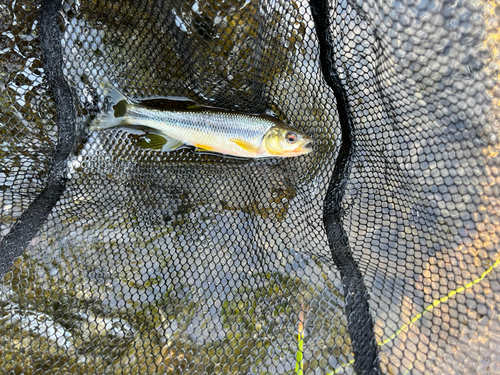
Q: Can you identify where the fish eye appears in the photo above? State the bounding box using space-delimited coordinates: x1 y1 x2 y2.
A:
285 131 297 143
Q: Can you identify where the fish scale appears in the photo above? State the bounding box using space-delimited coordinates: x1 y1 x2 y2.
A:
128 107 272 143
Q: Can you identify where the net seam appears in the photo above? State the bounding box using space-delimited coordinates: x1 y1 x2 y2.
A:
309 0 381 373
0 0 76 276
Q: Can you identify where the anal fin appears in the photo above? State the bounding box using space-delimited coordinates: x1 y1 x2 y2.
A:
193 143 216 152
137 133 184 151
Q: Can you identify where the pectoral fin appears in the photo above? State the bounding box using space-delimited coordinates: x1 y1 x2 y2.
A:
230 138 259 154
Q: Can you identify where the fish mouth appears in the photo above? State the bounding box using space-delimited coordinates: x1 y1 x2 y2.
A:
300 140 314 153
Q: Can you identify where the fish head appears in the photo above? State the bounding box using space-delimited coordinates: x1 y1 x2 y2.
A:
263 125 314 157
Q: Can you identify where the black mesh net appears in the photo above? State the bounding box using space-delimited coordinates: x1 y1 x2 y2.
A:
1 0 500 374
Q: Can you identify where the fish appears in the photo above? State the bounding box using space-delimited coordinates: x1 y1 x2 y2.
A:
89 82 314 159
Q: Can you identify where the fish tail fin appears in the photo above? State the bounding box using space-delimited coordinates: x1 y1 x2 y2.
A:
89 80 131 131
89 81 186 153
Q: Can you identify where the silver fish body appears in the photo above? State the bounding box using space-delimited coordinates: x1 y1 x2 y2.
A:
126 106 281 158
91 83 313 158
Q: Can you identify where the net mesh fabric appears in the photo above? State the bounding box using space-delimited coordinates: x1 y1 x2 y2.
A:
1 0 500 374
